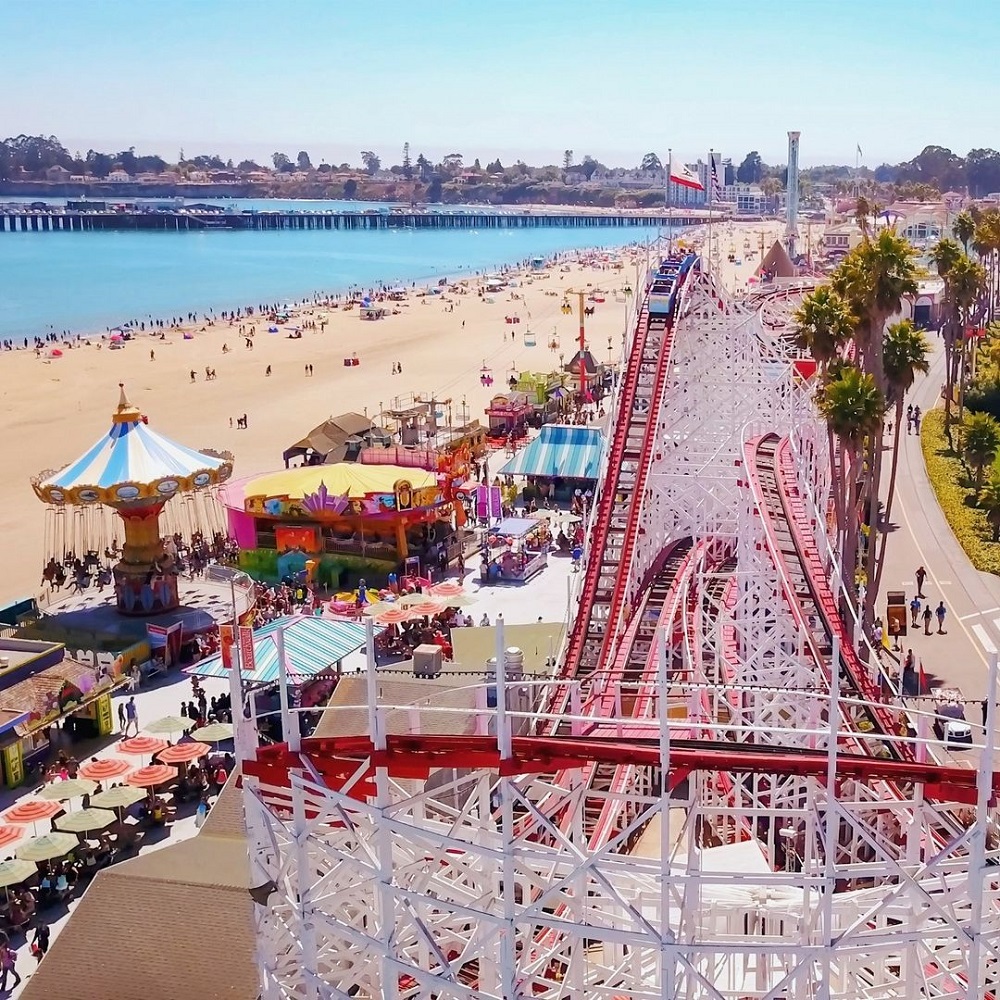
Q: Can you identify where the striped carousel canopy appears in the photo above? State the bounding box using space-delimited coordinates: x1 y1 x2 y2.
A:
33 384 233 506
187 614 381 685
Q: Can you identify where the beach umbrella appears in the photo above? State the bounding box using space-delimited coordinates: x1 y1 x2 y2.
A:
429 581 465 599
90 786 147 810
143 715 195 736
406 600 447 618
38 778 97 802
118 736 169 757
17 832 79 863
0 826 25 851
157 742 211 765
3 800 61 826
0 860 36 889
190 722 234 744
373 607 417 625
362 601 398 617
126 764 177 788
396 593 437 608
79 758 132 782
56 808 117 834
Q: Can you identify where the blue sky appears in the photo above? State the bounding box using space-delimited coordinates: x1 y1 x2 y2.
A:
4 0 996 169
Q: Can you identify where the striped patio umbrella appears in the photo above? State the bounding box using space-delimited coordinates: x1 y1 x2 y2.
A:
406 599 447 617
17 832 79 863
3 800 62 825
56 808 117 834
0 826 25 851
190 722 233 744
144 715 196 736
429 581 465 599
157 742 211 765
79 758 132 782
363 601 399 618
38 778 97 802
0 859 36 889
126 764 177 788
118 736 169 757
373 607 417 625
396 593 434 608
90 786 147 810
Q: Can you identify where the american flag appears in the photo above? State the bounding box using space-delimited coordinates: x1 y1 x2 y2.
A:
710 155 723 203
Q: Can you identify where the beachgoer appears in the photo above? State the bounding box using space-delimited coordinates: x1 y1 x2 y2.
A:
124 695 139 736
922 604 933 635
910 596 921 628
915 566 926 598
0 941 20 990
935 600 946 633
117 700 126 731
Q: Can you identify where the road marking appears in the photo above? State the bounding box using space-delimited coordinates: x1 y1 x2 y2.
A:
972 624 997 654
959 607 1000 621
937 580 953 586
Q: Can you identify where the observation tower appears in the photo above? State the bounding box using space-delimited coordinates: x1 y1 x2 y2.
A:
233 262 1000 999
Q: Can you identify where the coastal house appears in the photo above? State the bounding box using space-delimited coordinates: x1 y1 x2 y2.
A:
44 164 72 182
105 168 131 183
822 221 864 257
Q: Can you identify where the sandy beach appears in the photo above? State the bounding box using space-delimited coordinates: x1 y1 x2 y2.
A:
0 220 808 605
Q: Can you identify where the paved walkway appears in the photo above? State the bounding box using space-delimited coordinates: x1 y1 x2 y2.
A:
881 335 1000 703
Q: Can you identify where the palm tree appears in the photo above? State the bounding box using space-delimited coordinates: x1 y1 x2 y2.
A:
818 365 884 598
854 195 872 239
831 230 917 623
932 237 964 425
954 210 976 255
980 474 1000 541
951 255 987 423
963 412 1000 494
792 286 855 373
881 321 930 520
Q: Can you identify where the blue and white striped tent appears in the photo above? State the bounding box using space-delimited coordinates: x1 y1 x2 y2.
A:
187 615 381 685
498 424 605 480
35 388 231 505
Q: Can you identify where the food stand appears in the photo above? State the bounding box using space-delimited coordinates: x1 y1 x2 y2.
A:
479 517 551 584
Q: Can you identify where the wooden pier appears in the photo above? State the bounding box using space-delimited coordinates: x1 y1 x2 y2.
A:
0 208 713 234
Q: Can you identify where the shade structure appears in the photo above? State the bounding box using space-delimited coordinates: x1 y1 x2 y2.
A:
144 715 196 736
56 808 117 834
126 764 177 788
32 385 232 507
79 758 132 782
190 722 234 744
187 615 377 685
440 593 477 607
429 581 465 599
17 832 79 862
38 778 97 801
157 742 211 765
497 423 605 480
90 785 147 810
3 800 62 825
118 736 169 757
397 593 435 608
0 859 37 889
374 607 417 625
0 826 25 851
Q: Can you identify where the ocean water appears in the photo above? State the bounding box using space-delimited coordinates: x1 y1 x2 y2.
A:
0 224 664 340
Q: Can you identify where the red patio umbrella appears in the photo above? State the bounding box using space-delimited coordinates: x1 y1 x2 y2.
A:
79 758 132 782
125 764 177 788
429 581 465 599
3 800 61 825
374 607 417 625
118 736 169 757
0 826 25 851
407 600 446 617
156 742 211 765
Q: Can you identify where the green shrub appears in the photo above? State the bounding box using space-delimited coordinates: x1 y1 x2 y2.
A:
921 408 1000 574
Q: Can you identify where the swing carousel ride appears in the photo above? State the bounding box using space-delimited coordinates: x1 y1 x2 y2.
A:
32 385 233 616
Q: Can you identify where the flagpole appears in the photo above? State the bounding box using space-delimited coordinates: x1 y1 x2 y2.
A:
707 148 714 277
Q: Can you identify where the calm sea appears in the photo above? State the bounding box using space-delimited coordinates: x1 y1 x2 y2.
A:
0 205 665 340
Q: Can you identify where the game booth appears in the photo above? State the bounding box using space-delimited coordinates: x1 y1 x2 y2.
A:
479 516 551 585
219 463 466 589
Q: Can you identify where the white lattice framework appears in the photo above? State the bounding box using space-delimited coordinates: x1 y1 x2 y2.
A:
235 262 1000 999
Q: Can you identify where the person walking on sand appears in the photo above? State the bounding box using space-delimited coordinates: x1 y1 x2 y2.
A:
922 604 933 635
915 566 926 598
936 600 947 633
150 349 155 361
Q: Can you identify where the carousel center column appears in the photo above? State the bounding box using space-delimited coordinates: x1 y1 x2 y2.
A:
113 498 179 615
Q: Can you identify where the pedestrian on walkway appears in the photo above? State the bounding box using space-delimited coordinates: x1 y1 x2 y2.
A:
906 403 914 434
0 938 20 991
936 600 947 634
914 405 922 432
922 604 933 635
117 700 126 732
983 699 990 728
124 695 139 736
915 566 926 597
910 595 921 627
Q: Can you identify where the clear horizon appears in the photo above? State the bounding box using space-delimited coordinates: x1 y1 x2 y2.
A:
4 0 997 170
